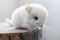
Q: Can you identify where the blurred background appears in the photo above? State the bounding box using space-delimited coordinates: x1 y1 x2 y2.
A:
0 0 60 40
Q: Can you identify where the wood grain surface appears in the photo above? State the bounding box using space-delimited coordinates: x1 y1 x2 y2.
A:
0 28 42 40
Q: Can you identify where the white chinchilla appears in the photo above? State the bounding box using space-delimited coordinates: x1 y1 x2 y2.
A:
6 3 48 30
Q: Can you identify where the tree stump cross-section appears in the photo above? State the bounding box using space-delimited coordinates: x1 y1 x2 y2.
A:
0 28 42 40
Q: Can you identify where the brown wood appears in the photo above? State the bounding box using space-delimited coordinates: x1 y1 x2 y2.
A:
9 33 21 40
0 28 42 40
0 34 9 40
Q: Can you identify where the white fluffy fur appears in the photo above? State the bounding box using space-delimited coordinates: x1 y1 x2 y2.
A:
7 3 48 30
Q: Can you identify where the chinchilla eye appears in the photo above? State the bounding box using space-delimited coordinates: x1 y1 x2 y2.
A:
33 16 38 20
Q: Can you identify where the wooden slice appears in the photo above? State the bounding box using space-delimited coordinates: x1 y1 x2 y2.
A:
0 23 42 40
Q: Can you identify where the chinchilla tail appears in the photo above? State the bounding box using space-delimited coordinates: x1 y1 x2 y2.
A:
5 18 13 27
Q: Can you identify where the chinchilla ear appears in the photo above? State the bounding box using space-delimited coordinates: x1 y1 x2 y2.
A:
25 4 31 13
